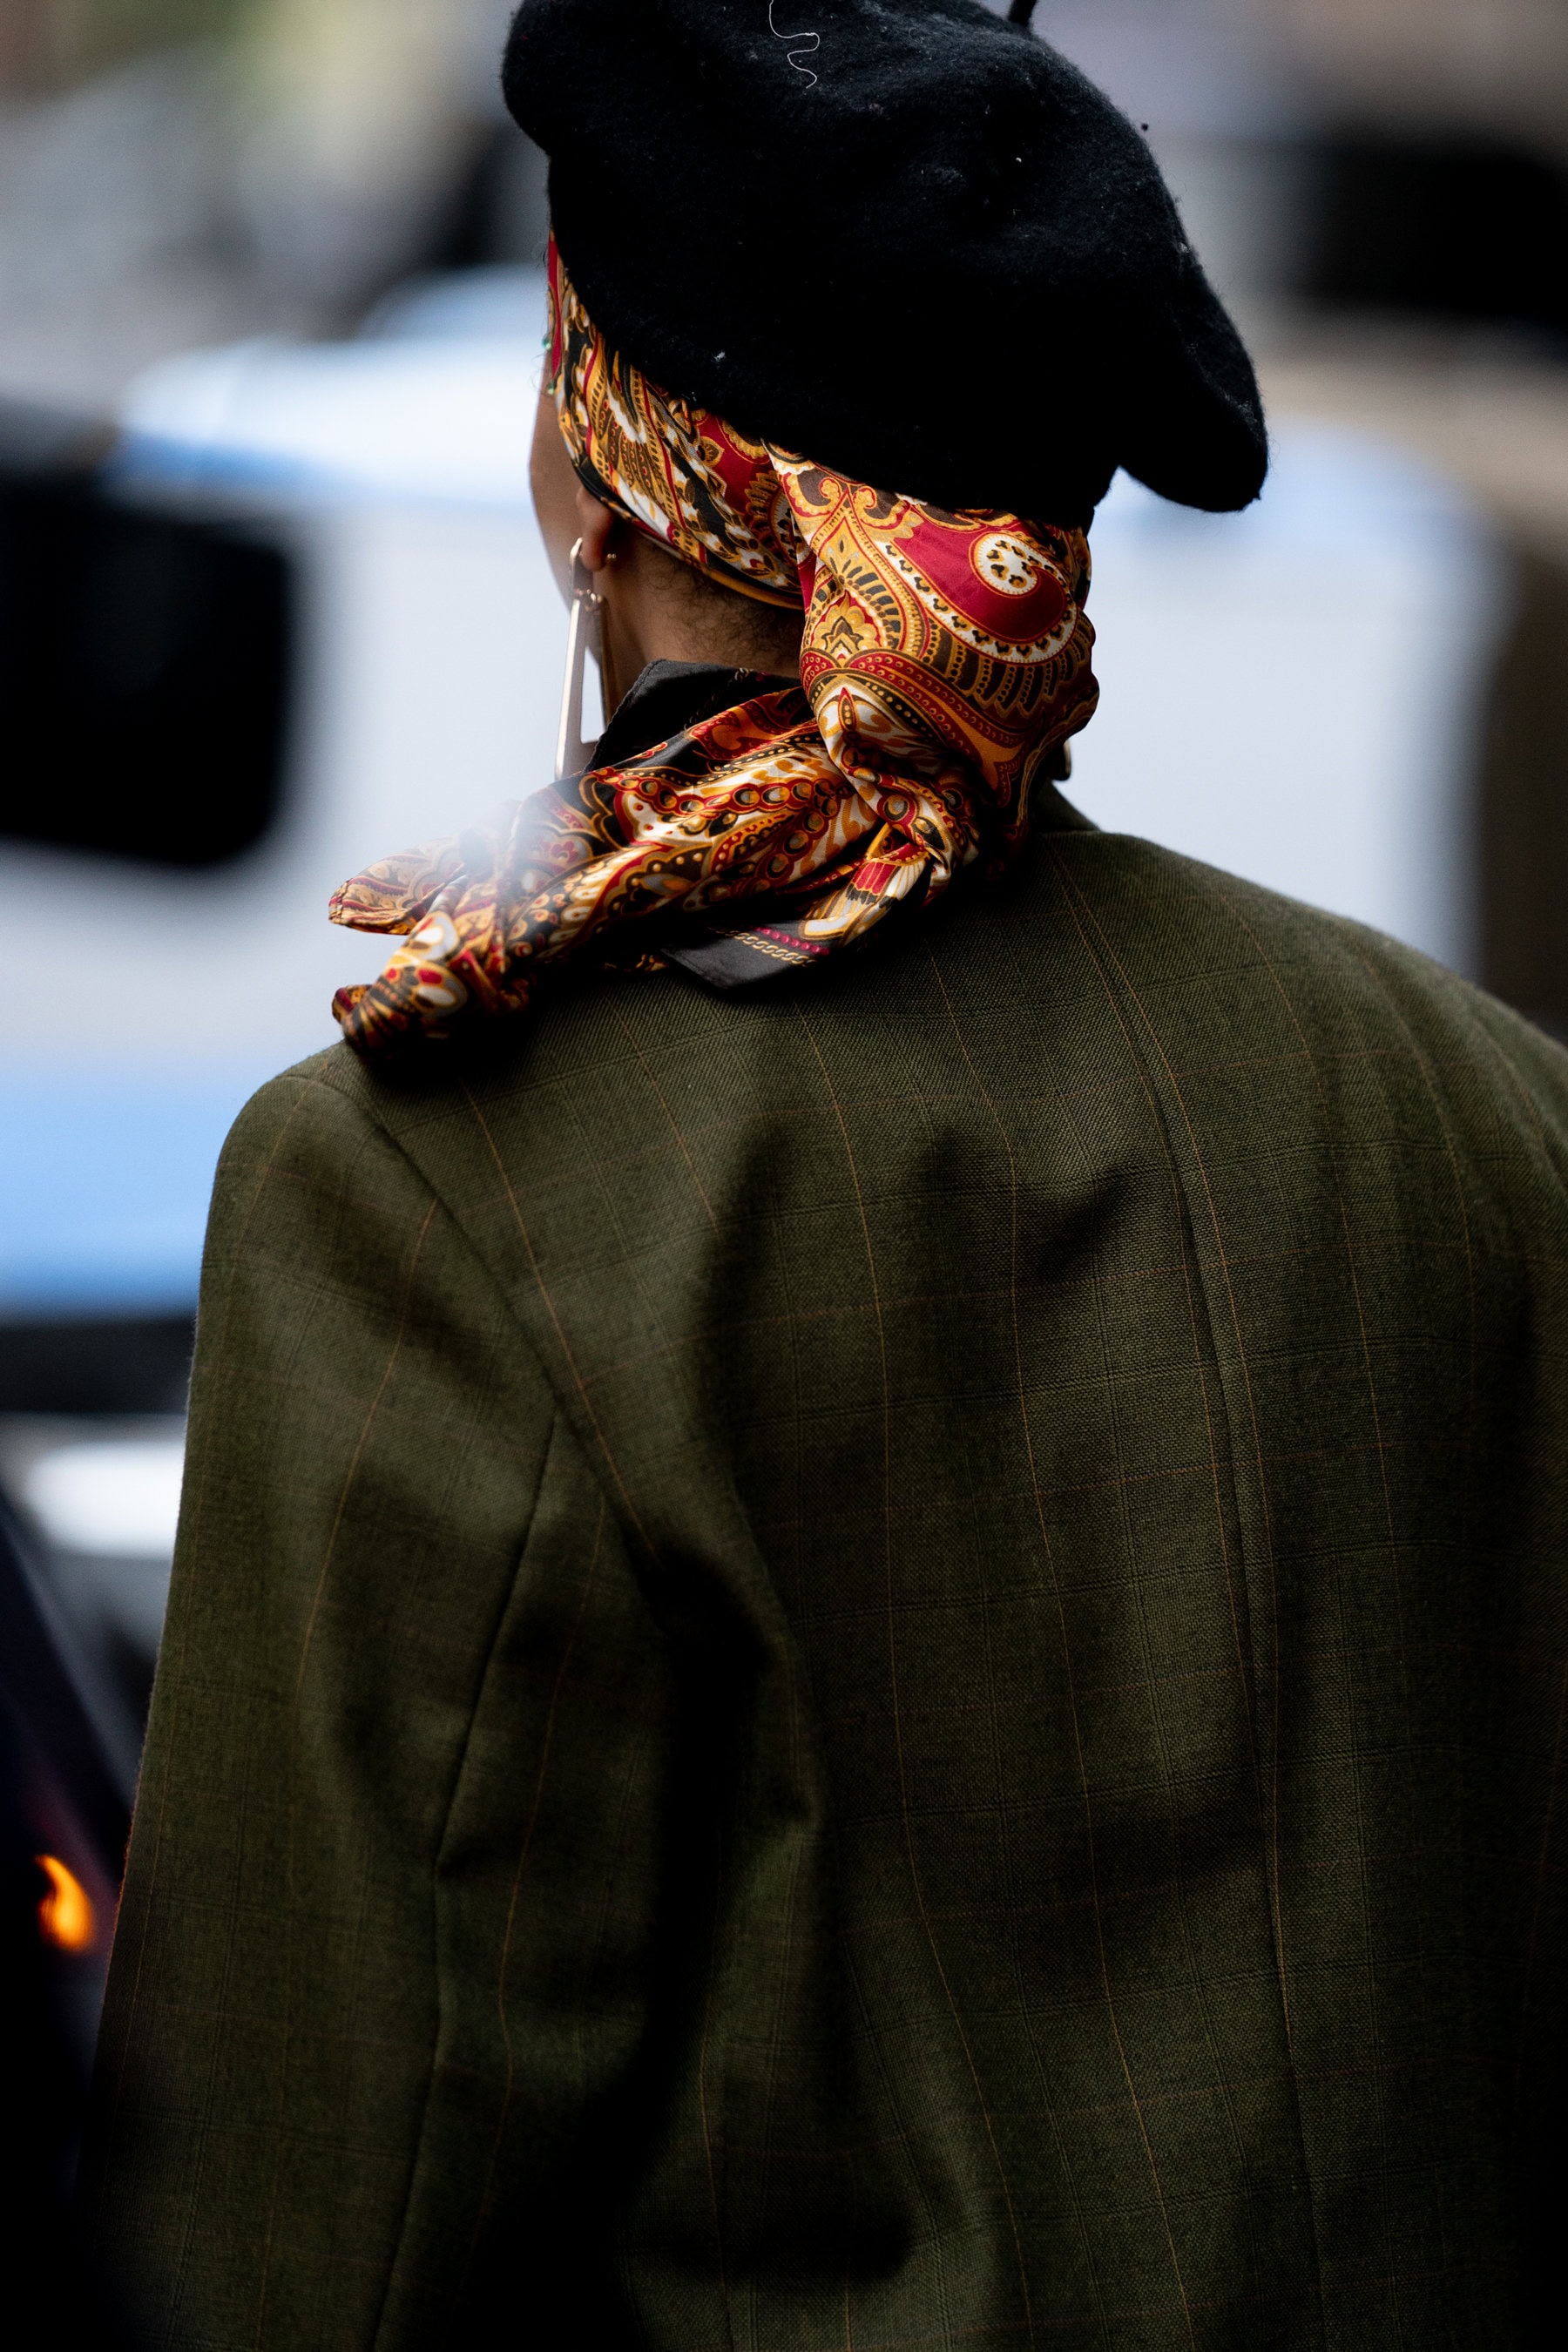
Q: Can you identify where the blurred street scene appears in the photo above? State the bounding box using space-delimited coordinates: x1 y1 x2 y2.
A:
3 0 1568 2297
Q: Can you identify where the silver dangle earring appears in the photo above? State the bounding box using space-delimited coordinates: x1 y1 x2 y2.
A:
554 537 605 780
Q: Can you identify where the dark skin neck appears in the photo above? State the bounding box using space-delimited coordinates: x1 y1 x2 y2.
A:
529 391 803 712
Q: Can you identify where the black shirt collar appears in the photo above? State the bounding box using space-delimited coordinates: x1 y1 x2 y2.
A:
588 659 799 772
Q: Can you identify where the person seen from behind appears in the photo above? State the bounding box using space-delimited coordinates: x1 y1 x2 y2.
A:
83 3 1568 2345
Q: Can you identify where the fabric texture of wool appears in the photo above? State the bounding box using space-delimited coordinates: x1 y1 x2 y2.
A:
502 0 1269 522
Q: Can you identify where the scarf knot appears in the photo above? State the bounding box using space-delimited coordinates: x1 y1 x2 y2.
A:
331 243 1097 1060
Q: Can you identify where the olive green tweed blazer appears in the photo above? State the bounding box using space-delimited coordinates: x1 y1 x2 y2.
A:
84 821 1568 2349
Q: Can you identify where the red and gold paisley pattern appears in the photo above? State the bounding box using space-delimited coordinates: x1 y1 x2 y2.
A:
330 243 1098 1059
547 239 801 607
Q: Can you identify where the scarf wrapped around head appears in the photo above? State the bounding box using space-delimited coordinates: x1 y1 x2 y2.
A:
329 238 1098 1059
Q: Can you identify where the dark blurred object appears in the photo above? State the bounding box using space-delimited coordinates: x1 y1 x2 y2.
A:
0 391 111 471
1305 133 1568 336
434 122 551 272
0 1733 91 2335
0 399 294 869
0 1493 130 2345
0 1494 133 1875
1480 547 1568 1040
0 1318 195 1416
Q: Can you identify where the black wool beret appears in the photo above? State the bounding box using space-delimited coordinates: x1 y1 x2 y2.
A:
503 0 1267 523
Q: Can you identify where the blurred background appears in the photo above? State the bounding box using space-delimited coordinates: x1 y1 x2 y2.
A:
3 0 1568 2290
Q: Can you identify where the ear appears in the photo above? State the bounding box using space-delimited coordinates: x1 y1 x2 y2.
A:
574 482 619 573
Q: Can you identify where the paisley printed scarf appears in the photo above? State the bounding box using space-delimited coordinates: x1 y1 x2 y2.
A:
329 239 1098 1059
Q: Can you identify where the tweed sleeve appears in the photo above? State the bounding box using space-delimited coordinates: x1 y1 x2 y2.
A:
80 1067 681 2350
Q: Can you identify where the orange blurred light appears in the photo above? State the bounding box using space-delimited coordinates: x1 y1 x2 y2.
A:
36 1855 95 1954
